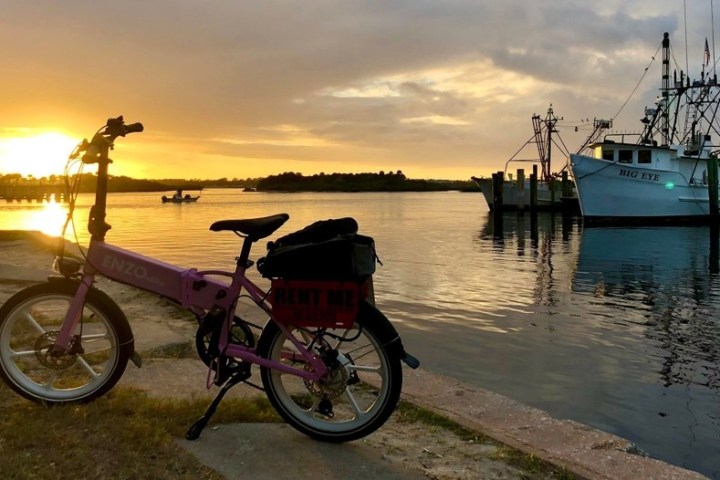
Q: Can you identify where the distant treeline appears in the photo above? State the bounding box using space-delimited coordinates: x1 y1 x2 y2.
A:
0 172 475 192
256 171 475 192
0 174 257 192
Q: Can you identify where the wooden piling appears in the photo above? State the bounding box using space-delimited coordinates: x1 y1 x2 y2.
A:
517 168 525 211
561 171 571 198
709 156 719 220
492 171 504 212
530 164 538 213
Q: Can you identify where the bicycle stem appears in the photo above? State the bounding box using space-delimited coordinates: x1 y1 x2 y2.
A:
89 158 111 241
83 117 143 241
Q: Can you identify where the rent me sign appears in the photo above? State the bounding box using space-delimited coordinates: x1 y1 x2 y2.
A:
270 280 360 328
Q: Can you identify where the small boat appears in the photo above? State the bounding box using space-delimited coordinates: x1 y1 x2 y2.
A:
161 194 199 203
472 106 597 213
570 32 720 223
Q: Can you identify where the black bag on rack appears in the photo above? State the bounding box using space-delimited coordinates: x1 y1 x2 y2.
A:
257 218 377 280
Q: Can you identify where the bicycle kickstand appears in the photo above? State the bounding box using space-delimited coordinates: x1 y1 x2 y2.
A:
185 369 249 441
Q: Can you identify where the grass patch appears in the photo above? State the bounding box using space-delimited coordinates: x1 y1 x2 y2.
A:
1 339 574 480
141 340 197 359
395 401 575 479
0 382 280 480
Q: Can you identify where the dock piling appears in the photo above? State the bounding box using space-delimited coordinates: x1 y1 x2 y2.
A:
492 171 504 212
517 169 525 211
561 171 571 198
530 165 538 213
709 156 719 220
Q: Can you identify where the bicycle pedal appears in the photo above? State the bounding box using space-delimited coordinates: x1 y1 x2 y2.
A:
212 362 231 386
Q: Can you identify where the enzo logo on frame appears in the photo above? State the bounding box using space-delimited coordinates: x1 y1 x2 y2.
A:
101 255 164 286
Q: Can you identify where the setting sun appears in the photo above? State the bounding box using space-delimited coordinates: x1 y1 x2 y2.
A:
0 132 78 178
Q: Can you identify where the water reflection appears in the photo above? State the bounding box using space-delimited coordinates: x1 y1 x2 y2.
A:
478 212 581 308
471 214 720 478
574 226 720 391
0 200 67 236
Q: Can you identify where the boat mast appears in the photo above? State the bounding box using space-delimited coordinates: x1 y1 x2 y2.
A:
531 105 558 183
662 32 671 146
546 106 554 182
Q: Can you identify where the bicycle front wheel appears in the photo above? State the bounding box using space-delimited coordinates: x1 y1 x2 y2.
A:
257 305 402 442
0 280 133 404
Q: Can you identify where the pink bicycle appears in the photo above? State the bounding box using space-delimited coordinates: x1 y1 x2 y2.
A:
0 116 418 442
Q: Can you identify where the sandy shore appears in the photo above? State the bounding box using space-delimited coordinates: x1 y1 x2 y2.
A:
0 231 553 480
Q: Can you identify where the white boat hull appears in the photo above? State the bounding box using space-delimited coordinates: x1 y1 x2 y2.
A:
474 178 569 211
570 153 715 220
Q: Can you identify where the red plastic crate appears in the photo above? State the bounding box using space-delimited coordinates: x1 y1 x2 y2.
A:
270 279 361 328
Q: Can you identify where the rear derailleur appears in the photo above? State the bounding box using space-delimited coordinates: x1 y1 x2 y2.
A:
304 346 361 419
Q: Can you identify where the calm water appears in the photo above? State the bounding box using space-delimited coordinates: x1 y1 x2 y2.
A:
1 189 719 478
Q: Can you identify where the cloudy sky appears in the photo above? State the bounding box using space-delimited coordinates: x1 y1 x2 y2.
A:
0 0 717 180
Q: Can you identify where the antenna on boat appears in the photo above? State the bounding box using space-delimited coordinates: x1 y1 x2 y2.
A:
713 0 717 80
662 32 671 146
685 0 690 77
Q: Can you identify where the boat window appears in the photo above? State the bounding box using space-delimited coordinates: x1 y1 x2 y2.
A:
602 148 614 161
618 150 633 163
638 150 652 164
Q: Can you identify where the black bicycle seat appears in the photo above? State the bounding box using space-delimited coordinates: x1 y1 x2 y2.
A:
209 213 289 241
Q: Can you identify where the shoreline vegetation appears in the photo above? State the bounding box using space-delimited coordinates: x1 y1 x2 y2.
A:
0 171 478 193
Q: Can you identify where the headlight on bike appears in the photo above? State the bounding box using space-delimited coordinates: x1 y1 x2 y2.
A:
53 256 83 277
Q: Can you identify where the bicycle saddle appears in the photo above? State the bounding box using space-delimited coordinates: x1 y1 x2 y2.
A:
210 213 290 241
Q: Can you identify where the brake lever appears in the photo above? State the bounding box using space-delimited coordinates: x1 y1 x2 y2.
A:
69 139 90 160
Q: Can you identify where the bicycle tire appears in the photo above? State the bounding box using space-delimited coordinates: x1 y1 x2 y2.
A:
257 301 402 442
0 279 133 404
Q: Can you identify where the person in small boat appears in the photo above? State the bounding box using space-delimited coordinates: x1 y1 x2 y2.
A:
173 189 183 200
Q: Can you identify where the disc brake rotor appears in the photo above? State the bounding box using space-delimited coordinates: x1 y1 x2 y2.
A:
34 332 77 370
303 360 349 399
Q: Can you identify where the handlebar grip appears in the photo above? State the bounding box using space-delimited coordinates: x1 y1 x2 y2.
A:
125 122 144 134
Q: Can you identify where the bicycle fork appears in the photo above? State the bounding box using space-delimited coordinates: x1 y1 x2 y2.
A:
51 274 141 367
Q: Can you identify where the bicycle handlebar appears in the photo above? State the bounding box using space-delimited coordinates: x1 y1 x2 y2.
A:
124 122 144 134
72 115 143 164
104 115 144 137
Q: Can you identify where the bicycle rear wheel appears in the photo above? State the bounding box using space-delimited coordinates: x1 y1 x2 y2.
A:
0 280 133 404
257 303 402 442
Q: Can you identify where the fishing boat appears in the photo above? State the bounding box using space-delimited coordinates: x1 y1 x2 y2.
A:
161 195 199 203
472 106 591 212
570 32 720 223
161 190 200 203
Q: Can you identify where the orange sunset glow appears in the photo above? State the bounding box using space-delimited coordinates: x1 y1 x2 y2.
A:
0 2 708 181
0 132 78 178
